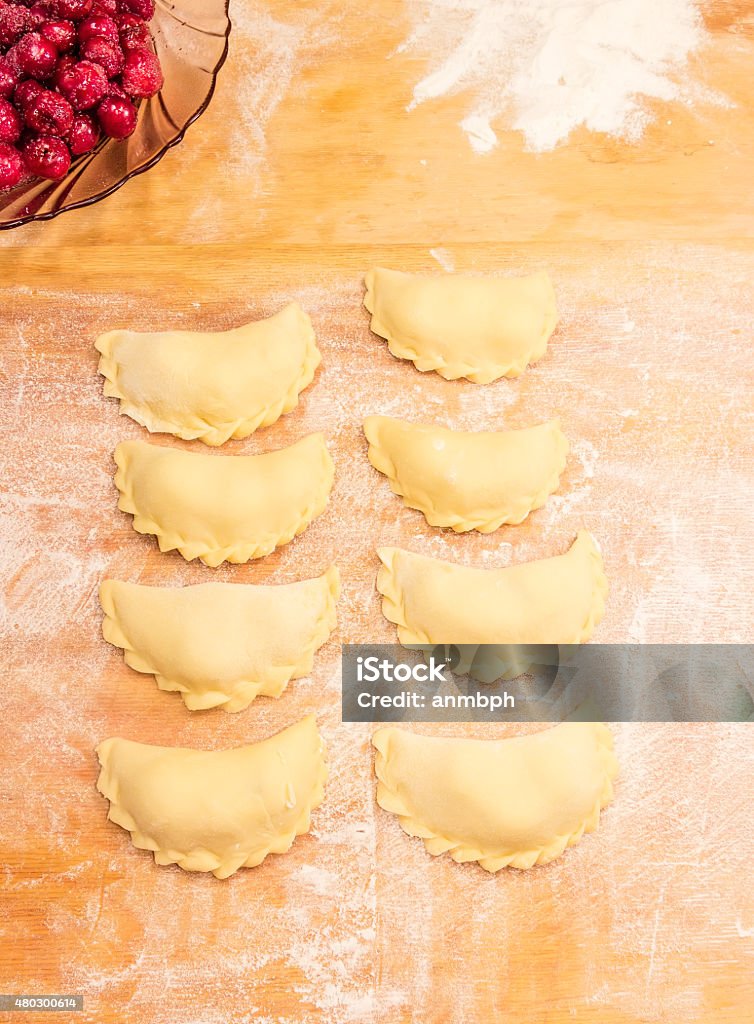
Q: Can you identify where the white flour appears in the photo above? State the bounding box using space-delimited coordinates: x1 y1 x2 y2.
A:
179 4 339 240
400 0 727 153
428 247 455 271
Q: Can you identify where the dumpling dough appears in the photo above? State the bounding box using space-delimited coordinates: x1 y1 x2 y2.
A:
377 531 607 645
100 566 340 712
364 267 558 383
372 722 617 871
96 715 327 878
95 303 320 446
364 416 568 532
114 433 334 567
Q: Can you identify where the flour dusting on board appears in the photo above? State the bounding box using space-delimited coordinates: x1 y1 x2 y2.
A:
182 5 338 238
223 6 311 179
429 247 455 272
2 251 754 1021
399 0 727 153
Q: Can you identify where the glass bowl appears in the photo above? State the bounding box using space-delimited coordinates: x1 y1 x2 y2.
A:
0 0 231 230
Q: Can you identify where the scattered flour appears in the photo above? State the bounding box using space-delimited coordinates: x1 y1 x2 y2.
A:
428 247 455 271
459 112 498 153
399 0 729 153
221 6 311 179
2 249 754 1021
181 5 339 239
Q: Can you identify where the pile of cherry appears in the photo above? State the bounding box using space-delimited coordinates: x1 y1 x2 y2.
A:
0 0 163 188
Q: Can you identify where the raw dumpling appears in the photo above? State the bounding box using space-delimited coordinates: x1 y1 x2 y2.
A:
100 566 340 712
364 267 558 383
372 722 617 871
364 415 568 532
114 433 334 567
95 302 320 446
377 531 607 646
96 715 327 878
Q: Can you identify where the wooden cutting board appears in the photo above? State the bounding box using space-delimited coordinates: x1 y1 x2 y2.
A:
1 3 753 1022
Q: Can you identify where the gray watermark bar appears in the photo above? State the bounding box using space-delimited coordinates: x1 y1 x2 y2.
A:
341 644 754 722
0 996 83 1011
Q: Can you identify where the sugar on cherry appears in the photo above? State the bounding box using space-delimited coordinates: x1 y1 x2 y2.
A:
118 15 150 51
80 35 124 77
0 95 22 142
56 58 108 110
41 20 77 53
92 0 119 17
24 88 74 137
29 0 61 12
29 2 57 21
55 0 94 20
105 78 125 98
67 111 98 154
0 4 28 49
52 53 75 85
0 55 18 99
120 0 155 20
22 133 71 180
13 31 59 80
26 5 48 30
121 47 162 98
96 94 136 138
78 13 118 43
13 78 44 109
0 139 24 188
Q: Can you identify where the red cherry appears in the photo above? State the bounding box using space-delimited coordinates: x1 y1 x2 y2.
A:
0 140 24 188
91 0 118 16
78 12 117 42
24 88 74 136
104 78 125 98
22 132 71 179
13 31 59 79
120 46 161 98
55 58 107 109
116 13 149 49
119 0 154 20
26 5 47 30
40 19 77 51
3 44 22 77
80 35 123 76
96 94 136 138
52 52 76 85
0 4 28 48
0 56 18 100
67 111 98 153
55 0 94 19
0 97 22 143
13 77 44 109
29 1 58 18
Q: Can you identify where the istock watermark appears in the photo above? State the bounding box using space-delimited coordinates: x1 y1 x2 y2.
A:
341 644 754 723
356 654 449 683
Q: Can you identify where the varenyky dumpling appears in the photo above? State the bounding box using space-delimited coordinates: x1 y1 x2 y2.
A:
100 567 339 712
373 722 617 871
377 532 607 646
96 302 320 446
114 433 335 567
96 715 327 878
364 415 568 531
364 267 558 383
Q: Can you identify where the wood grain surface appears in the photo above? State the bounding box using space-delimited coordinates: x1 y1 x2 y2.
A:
1 2 753 1022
